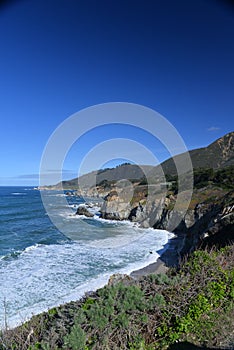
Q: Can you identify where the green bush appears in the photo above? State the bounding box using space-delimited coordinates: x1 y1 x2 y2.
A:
1 245 234 349
63 322 86 350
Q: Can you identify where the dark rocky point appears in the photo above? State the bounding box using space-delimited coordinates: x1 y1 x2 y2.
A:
76 205 94 217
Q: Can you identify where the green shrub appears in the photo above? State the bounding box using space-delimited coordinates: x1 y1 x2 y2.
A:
1 244 234 349
63 322 87 350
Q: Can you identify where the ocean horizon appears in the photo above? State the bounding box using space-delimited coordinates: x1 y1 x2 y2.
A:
0 186 171 329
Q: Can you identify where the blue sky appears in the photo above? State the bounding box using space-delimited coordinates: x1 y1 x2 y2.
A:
0 0 233 186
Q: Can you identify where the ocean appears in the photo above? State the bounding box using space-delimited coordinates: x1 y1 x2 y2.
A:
0 186 171 329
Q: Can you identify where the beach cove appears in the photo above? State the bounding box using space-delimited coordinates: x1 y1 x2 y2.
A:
0 187 177 330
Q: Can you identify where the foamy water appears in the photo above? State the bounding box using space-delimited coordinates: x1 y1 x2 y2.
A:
0 187 171 329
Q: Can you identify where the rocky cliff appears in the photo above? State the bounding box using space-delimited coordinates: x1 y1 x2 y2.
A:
100 165 234 254
41 132 234 253
99 132 234 254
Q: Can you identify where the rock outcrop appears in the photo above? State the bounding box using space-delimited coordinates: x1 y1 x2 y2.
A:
100 190 132 220
199 204 234 249
107 273 133 287
100 183 234 254
39 132 234 255
76 205 94 217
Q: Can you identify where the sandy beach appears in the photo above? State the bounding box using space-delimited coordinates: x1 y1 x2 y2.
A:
130 233 185 278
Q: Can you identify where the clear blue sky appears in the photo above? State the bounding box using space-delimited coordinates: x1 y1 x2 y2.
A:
0 0 233 186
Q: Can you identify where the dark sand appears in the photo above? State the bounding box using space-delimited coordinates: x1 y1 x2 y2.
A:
130 233 185 278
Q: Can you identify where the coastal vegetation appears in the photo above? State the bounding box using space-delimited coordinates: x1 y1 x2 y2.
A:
1 132 233 349
1 244 233 349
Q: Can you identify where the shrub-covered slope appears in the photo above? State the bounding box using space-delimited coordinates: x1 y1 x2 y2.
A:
148 131 234 178
1 244 234 350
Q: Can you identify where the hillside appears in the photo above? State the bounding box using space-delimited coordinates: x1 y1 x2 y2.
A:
42 164 153 190
40 132 234 251
40 131 234 191
100 164 234 249
148 131 234 178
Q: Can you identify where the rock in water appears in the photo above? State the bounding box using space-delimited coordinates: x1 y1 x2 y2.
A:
76 205 94 217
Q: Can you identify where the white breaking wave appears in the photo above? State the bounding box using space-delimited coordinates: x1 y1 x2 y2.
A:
11 193 27 195
0 224 171 329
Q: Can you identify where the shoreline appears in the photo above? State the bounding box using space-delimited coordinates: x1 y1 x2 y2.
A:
75 200 185 279
130 233 185 278
1 192 184 331
2 231 184 330
74 201 185 279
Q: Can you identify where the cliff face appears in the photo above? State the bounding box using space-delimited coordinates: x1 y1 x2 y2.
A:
155 190 234 253
41 132 234 252
99 131 234 253
101 189 132 220
100 181 234 254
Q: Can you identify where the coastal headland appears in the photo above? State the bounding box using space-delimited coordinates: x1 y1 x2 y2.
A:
39 132 234 257
2 132 233 349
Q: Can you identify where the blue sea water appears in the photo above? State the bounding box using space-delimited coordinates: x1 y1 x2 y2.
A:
0 186 171 328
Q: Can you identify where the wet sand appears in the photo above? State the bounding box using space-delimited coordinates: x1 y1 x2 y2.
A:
130 233 185 278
